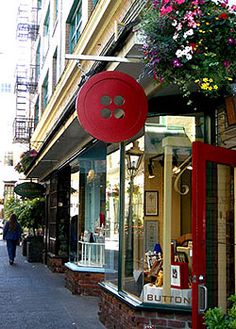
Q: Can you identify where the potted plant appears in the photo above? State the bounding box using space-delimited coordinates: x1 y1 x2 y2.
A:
140 0 236 104
14 149 38 173
204 295 236 328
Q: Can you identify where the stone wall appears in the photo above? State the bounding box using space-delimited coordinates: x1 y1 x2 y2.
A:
98 288 192 329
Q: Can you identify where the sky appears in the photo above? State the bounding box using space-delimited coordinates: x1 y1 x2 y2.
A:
0 1 23 187
0 1 20 157
0 2 17 82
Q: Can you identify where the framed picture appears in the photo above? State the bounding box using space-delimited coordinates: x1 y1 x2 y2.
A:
145 191 159 216
171 262 189 289
144 220 159 252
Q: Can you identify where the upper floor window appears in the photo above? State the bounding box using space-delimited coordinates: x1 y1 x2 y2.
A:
43 6 50 59
37 0 42 10
92 0 98 7
53 0 59 25
0 83 12 93
67 0 82 53
42 72 49 110
34 98 39 127
36 41 41 81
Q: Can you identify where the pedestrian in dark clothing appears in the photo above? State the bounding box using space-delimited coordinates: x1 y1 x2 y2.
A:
3 214 22 265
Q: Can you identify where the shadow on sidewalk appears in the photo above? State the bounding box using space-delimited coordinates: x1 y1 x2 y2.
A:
0 241 105 329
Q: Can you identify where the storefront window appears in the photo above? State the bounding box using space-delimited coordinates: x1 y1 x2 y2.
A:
123 138 144 296
69 142 106 267
104 114 205 308
142 116 195 307
104 147 120 284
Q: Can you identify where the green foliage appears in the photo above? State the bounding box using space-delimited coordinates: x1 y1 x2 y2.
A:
140 0 236 104
4 197 45 236
204 295 236 329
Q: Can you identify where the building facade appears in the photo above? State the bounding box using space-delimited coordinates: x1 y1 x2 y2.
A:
18 1 236 328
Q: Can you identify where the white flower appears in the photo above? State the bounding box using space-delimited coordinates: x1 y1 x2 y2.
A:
173 33 179 40
176 49 183 58
183 29 194 39
176 23 182 31
186 53 192 60
172 20 178 27
182 46 192 55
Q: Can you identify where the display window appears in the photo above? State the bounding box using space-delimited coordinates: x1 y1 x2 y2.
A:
104 114 205 309
69 142 106 267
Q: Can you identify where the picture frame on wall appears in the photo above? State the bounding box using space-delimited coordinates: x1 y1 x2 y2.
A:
145 191 159 216
144 220 159 252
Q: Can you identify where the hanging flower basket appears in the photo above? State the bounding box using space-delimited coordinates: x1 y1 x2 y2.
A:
140 0 236 104
15 149 38 173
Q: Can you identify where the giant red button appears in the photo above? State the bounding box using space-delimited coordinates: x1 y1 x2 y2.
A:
76 71 148 143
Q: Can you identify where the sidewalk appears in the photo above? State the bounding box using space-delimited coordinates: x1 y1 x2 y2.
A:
0 240 105 329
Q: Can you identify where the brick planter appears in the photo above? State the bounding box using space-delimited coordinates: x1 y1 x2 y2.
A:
65 262 104 296
47 253 68 273
99 286 192 329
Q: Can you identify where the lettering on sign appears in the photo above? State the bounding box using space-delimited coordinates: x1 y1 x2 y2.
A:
146 293 191 305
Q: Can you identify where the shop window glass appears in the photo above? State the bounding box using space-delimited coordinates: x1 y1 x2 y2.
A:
69 142 106 267
104 148 120 285
69 168 80 262
104 114 206 308
123 138 145 296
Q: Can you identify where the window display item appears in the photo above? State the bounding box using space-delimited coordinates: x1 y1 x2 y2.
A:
171 262 189 289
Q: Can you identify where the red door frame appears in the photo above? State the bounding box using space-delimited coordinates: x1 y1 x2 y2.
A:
192 141 236 329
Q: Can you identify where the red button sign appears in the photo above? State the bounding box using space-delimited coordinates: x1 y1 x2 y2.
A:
76 71 148 143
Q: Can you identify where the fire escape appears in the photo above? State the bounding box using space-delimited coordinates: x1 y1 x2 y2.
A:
13 3 39 144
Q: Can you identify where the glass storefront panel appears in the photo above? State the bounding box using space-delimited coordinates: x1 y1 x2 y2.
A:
103 114 207 308
122 138 145 297
69 168 80 262
142 116 195 307
104 148 120 285
69 142 106 267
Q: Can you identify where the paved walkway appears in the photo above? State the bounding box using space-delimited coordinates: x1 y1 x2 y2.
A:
0 240 105 329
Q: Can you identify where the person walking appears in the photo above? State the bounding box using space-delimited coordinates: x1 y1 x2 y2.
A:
3 214 22 265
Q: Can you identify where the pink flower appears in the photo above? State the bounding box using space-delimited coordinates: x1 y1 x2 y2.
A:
172 59 183 67
175 0 185 4
162 0 170 4
160 4 173 16
224 61 230 67
231 5 236 11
